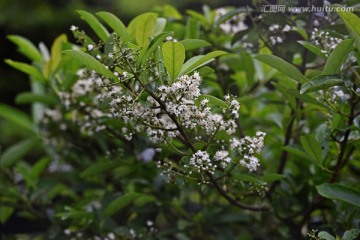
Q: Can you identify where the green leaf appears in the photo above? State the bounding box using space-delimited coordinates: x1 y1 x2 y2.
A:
287 89 328 109
185 17 200 39
215 8 246 26
261 173 285 183
283 145 313 162
135 15 155 47
50 34 67 73
180 50 227 76
31 158 50 179
231 28 253 45
0 137 41 168
232 173 264 184
5 59 45 82
96 12 130 42
0 104 35 132
63 50 118 80
127 13 158 45
254 54 308 83
163 4 182 19
337 10 360 48
15 92 58 105
196 94 228 108
180 39 211 51
323 39 354 74
297 41 326 58
140 32 172 65
104 192 142 217
300 135 322 163
81 161 121 178
300 74 352 94
77 10 109 42
318 231 336 240
56 211 93 220
316 183 360 208
162 41 185 81
7 35 42 62
0 206 14 224
342 229 360 240
153 18 167 36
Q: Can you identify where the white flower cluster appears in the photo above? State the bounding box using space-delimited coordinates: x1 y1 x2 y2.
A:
216 8 248 34
311 28 343 56
268 24 291 45
187 150 216 174
230 131 266 171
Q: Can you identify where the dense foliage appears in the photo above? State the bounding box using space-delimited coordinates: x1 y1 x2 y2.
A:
1 1 360 239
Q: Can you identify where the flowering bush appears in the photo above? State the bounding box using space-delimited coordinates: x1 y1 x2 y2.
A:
1 2 360 239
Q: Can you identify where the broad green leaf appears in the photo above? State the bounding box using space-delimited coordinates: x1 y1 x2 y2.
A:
323 39 354 74
297 41 326 58
162 41 185 81
7 35 42 62
50 34 67 73
185 17 200 39
197 66 215 77
127 13 158 43
104 192 142 217
5 60 45 82
96 12 130 42
0 137 41 168
180 50 227 76
337 10 360 48
300 74 352 94
63 50 118 80
215 8 246 26
254 54 308 83
300 135 322 163
0 104 35 132
140 32 172 65
261 173 285 183
135 15 155 47
186 10 208 29
232 173 264 184
153 18 167 36
316 183 360 208
180 39 211 51
16 93 57 106
163 4 182 19
283 146 313 162
342 229 360 240
196 94 228 108
318 231 336 240
77 10 109 42
81 161 121 178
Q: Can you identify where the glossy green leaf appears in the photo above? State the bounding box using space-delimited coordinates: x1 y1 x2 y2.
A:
15 92 58 105
153 18 167 36
300 135 322 163
261 173 285 183
135 15 155 47
185 17 200 39
316 183 360 208
140 32 172 65
63 50 118 80
180 50 227 76
7 35 42 62
180 39 211 51
127 13 157 44
337 10 360 48
50 34 67 73
77 10 109 42
196 94 228 108
0 104 35 132
298 41 326 58
96 12 130 42
300 74 352 94
104 192 142 217
342 229 360 240
0 137 41 168
5 60 45 82
254 54 308 83
318 231 336 240
323 39 354 74
162 41 185 81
